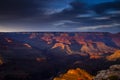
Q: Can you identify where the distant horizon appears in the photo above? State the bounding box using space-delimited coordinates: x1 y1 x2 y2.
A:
0 31 119 34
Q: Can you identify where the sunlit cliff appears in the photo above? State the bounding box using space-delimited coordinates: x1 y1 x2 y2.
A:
53 68 93 80
107 50 120 61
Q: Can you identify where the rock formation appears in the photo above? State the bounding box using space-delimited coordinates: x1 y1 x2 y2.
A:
53 68 93 80
107 50 120 61
94 65 120 80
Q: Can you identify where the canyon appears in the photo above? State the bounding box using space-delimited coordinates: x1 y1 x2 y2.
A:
0 32 120 80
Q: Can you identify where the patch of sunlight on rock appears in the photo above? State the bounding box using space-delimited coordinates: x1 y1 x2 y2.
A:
53 68 93 80
107 50 120 61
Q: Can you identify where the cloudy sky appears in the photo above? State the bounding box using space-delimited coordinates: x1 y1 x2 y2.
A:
0 0 120 32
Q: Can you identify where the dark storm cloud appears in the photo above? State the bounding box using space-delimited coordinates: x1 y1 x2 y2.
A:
0 0 120 32
0 0 56 17
19 0 89 24
0 0 38 16
93 1 120 14
51 1 88 20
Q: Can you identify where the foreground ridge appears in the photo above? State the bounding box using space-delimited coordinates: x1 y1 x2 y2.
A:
94 65 120 80
54 68 93 80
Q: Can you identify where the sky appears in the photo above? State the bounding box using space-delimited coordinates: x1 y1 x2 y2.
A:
0 0 120 32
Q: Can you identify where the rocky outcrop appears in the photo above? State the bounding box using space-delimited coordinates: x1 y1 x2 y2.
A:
54 68 93 80
41 33 54 44
96 42 114 53
52 43 65 50
65 45 72 54
80 41 116 59
53 33 71 45
94 65 120 80
106 50 120 61
52 43 72 54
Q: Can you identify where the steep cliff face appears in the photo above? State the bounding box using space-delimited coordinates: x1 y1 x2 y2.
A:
52 43 65 50
106 50 120 61
94 65 120 80
52 43 72 54
53 68 93 80
80 41 115 59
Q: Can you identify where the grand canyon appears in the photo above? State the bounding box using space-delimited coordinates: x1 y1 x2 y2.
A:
0 32 120 80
